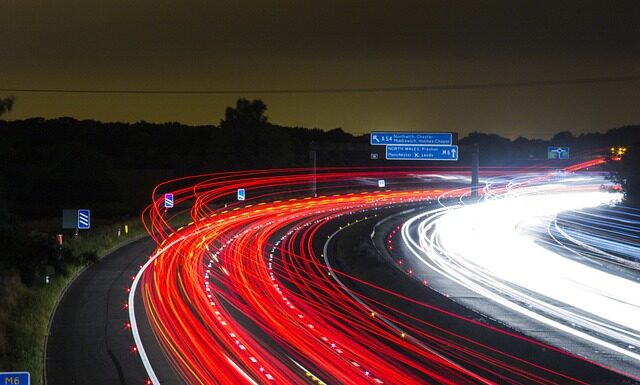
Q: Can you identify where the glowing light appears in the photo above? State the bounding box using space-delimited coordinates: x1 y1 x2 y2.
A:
402 172 640 362
127 167 639 385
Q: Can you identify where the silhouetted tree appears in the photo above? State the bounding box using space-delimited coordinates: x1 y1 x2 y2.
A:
0 96 14 117
460 132 512 165
551 131 575 145
220 98 268 129
623 148 640 205
0 176 8 228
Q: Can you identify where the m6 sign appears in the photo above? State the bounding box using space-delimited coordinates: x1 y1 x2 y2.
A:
0 372 30 385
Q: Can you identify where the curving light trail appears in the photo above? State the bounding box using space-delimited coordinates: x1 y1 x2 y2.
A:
127 166 639 384
401 167 640 368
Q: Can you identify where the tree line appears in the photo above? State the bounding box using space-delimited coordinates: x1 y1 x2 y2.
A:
1 98 639 222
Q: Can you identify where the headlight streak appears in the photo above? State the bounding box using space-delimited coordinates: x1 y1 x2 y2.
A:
401 170 640 372
549 208 640 270
128 166 639 385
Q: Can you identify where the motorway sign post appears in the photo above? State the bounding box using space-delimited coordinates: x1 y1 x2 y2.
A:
164 193 174 208
77 209 91 230
237 188 246 201
0 372 30 385
371 132 452 146
386 145 459 161
378 179 386 188
547 147 570 160
62 209 78 229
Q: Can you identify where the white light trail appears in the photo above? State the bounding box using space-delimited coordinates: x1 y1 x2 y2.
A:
401 176 640 361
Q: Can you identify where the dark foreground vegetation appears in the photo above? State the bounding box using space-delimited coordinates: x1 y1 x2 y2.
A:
0 219 143 383
0 97 638 378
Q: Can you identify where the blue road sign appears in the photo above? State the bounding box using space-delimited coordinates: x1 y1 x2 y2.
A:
237 188 246 201
0 372 30 385
164 193 174 208
386 145 459 161
371 132 452 146
77 209 91 229
548 147 570 160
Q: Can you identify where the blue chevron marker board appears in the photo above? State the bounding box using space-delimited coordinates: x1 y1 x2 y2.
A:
164 193 174 208
77 209 91 229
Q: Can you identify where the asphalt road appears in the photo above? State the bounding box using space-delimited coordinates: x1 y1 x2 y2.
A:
44 195 638 384
392 205 640 377
45 237 184 385
336 203 640 384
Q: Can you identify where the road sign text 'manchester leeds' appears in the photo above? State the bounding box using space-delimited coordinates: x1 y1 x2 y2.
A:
386 145 459 161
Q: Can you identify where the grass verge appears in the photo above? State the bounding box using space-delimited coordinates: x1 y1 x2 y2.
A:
0 218 146 384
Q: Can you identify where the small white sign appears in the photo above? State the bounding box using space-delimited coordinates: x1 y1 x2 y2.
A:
378 180 386 188
237 188 246 201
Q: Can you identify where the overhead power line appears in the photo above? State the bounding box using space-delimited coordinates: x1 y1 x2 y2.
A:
1 75 638 95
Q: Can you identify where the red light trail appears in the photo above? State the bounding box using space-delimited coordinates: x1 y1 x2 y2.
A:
127 166 639 384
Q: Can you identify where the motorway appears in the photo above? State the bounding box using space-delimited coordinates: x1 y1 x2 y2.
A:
46 237 185 385
393 172 640 377
47 166 640 384
331 206 639 384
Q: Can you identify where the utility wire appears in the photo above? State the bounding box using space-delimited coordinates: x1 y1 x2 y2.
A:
1 75 638 95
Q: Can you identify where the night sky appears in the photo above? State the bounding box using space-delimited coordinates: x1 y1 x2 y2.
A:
2 1 639 139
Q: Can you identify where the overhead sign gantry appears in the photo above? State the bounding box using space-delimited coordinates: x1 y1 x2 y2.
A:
370 131 458 161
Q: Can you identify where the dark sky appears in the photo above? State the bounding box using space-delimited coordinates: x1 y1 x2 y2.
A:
2 0 639 139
